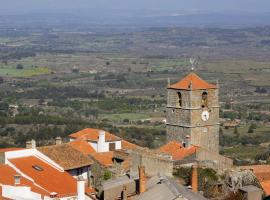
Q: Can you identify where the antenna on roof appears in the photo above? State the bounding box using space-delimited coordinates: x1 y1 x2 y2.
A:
189 57 199 71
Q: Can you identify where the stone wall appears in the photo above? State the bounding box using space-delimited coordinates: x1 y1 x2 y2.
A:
191 125 219 153
130 149 173 177
167 125 219 153
166 86 220 153
196 148 233 171
102 179 136 200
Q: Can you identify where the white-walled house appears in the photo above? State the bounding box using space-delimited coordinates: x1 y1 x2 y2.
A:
38 143 93 181
0 148 95 200
69 128 123 153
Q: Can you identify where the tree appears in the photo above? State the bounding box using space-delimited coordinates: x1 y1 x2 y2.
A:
103 170 112 180
248 123 256 133
16 64 24 70
0 77 4 84
234 127 239 137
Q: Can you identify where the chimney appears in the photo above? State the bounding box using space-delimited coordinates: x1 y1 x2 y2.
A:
185 135 191 148
97 130 106 152
77 176 85 200
191 164 198 193
26 140 36 149
55 136 62 145
167 78 171 87
189 80 193 90
121 186 127 200
49 192 58 198
14 175 21 185
139 166 146 194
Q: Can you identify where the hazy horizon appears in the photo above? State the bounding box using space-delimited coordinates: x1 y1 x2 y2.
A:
1 0 270 14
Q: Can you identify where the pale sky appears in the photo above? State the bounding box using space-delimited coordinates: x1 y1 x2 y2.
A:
0 0 269 13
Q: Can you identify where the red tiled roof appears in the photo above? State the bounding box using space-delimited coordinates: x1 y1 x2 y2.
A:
121 140 140 150
0 164 49 197
239 165 270 195
260 181 270 195
38 144 93 170
69 128 120 142
159 141 197 161
68 140 96 155
8 156 78 197
91 152 114 167
168 73 217 90
0 148 24 153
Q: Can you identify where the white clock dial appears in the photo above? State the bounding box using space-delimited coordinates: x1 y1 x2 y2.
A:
201 111 210 121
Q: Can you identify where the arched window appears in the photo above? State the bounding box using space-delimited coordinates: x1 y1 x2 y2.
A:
202 91 208 108
177 92 182 107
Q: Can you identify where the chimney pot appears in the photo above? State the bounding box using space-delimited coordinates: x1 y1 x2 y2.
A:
139 166 146 194
14 174 21 185
26 140 36 149
97 130 106 152
121 186 127 200
77 176 85 200
191 164 198 193
185 135 191 148
55 136 62 145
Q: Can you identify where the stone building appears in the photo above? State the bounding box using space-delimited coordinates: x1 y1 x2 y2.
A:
166 72 219 153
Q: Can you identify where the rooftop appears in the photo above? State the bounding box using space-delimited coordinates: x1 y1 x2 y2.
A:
135 175 208 200
168 72 217 90
102 175 134 190
159 141 197 161
239 165 270 196
38 143 93 170
0 164 49 197
91 151 114 167
68 140 96 155
6 155 93 198
69 128 121 142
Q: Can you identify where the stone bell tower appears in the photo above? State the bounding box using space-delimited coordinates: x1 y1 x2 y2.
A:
166 72 219 153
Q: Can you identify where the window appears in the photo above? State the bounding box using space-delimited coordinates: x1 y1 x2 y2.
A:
202 91 208 108
32 165 44 171
76 168 83 176
177 92 182 107
109 143 116 151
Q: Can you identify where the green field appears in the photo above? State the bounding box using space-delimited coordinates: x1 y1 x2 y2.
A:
0 67 51 77
223 145 268 160
100 113 151 122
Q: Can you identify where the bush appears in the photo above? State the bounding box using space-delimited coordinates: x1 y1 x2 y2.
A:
103 171 112 180
16 64 24 70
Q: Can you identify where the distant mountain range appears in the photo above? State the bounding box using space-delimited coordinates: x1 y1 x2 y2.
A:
1 10 270 27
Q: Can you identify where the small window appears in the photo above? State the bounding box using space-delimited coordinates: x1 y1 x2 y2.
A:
109 143 116 151
177 92 182 107
76 168 83 176
32 165 44 171
202 91 208 107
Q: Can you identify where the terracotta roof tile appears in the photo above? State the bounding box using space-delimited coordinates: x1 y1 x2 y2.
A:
91 152 114 167
8 156 78 197
239 165 270 195
0 164 49 197
159 141 197 161
168 72 217 90
68 140 96 155
69 128 120 142
121 140 140 150
38 144 93 170
260 180 270 195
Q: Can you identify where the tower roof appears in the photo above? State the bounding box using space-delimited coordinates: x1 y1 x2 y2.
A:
168 72 217 90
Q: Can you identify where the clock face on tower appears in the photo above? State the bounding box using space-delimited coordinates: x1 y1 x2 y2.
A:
201 110 210 121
